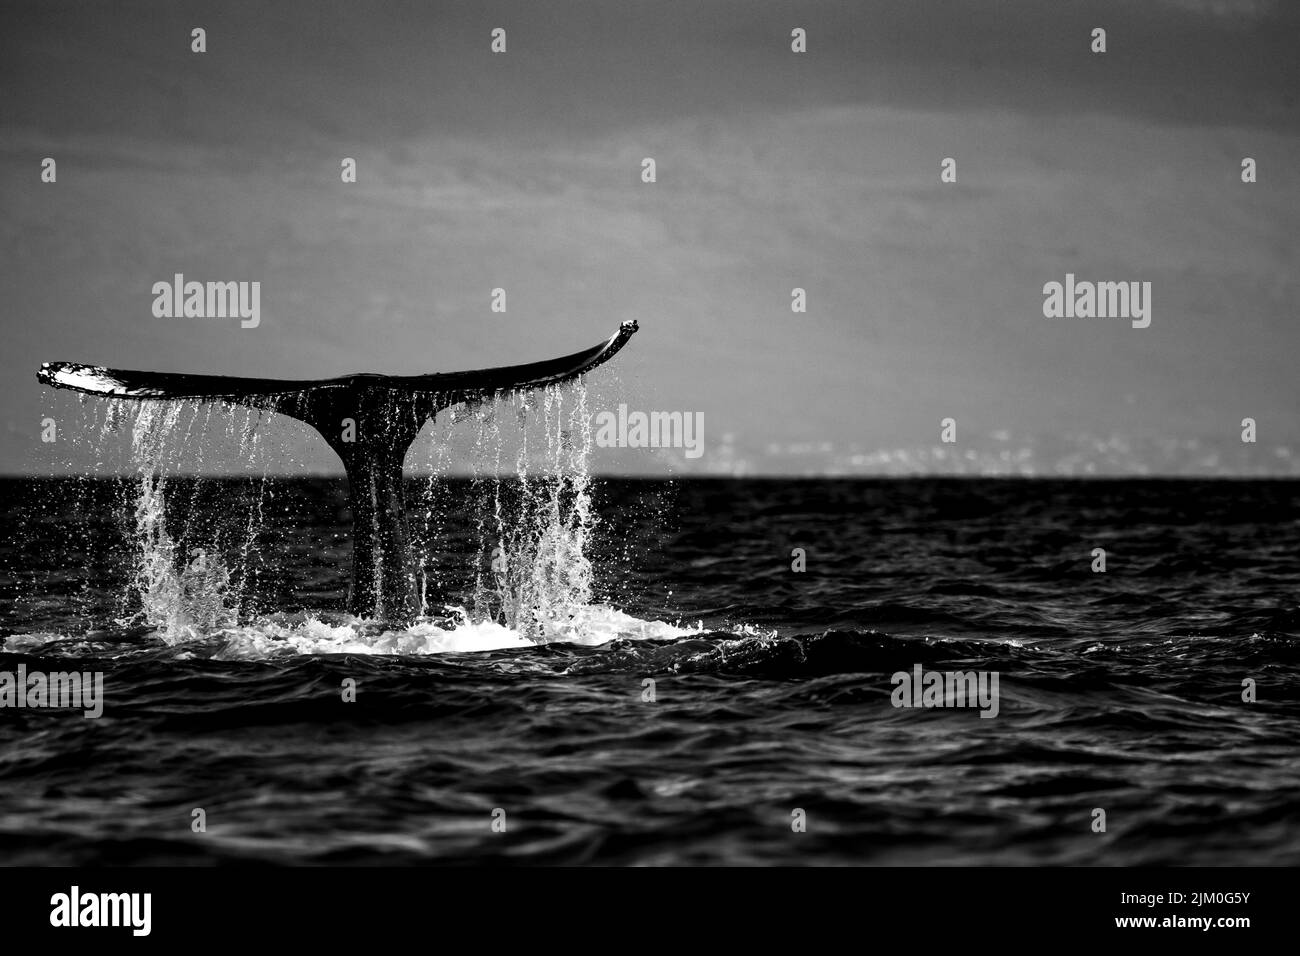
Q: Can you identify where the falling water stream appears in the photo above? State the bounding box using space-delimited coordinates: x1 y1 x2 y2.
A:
51 383 705 659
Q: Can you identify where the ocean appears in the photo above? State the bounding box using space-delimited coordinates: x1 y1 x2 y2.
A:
2 476 1298 865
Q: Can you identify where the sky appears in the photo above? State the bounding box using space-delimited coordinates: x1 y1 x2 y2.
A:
2 0 1298 476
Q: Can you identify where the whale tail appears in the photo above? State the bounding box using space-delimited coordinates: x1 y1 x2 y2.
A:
39 320 638 623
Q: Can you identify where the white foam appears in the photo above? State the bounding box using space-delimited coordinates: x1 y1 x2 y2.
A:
209 604 708 660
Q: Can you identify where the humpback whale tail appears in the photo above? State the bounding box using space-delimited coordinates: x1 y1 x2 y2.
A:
38 320 638 624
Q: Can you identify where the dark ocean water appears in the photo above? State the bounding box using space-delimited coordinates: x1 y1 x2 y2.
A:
1 477 1298 865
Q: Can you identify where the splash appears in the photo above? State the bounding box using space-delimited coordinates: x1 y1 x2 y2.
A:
122 400 243 640
78 381 690 654
466 383 597 640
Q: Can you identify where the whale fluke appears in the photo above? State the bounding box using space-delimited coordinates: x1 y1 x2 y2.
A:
38 320 638 623
38 320 638 404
